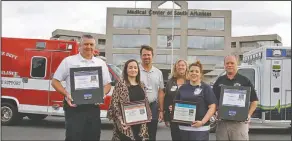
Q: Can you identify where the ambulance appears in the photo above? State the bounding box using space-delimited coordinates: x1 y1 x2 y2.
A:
1 37 121 125
210 46 291 131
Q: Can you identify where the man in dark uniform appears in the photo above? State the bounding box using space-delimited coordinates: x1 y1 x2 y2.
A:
212 55 258 141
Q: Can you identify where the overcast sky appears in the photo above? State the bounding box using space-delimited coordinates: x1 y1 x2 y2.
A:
2 1 291 46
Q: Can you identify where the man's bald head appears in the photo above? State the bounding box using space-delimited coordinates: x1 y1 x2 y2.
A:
224 55 238 75
224 55 238 64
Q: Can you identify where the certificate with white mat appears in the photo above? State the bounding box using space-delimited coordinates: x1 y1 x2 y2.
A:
218 86 251 121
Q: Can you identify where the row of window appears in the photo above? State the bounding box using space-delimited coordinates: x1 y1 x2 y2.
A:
240 41 279 48
113 15 225 30
113 35 225 50
112 54 224 66
30 54 225 79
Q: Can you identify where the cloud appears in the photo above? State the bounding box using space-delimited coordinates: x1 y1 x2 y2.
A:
2 1 291 46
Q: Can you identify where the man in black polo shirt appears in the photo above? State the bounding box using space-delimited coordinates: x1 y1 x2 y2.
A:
212 55 258 141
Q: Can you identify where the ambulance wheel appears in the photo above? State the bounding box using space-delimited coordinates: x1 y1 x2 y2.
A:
27 114 47 121
1 102 22 126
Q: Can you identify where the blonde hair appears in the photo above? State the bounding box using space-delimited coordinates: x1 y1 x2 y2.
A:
170 59 188 79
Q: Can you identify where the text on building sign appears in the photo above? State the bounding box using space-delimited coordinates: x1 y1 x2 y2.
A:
126 10 212 16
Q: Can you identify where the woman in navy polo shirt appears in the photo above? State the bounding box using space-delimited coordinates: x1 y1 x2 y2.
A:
170 61 217 141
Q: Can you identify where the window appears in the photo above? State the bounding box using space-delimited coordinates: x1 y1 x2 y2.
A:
187 56 224 65
31 57 47 78
108 71 113 82
188 17 224 30
112 54 140 67
157 35 180 48
240 41 276 48
157 16 181 28
155 55 179 64
239 55 243 61
113 15 151 29
98 39 106 45
108 64 122 78
113 35 150 48
240 42 257 48
188 36 225 50
231 42 236 48
238 68 255 86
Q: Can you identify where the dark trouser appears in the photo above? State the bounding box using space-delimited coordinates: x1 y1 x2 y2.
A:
147 120 158 141
147 101 159 141
180 130 209 141
170 122 181 141
64 105 101 141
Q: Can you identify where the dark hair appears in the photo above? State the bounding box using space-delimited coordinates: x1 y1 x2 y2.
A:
123 59 141 86
140 45 154 56
189 60 203 74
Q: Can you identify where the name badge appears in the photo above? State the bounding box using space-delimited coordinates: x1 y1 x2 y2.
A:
170 86 178 91
146 87 153 94
194 88 202 95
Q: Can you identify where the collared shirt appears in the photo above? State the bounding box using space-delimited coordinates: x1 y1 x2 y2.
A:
212 72 258 102
53 53 111 95
139 64 164 103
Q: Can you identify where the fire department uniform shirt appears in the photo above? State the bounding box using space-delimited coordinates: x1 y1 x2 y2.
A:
212 73 259 104
53 53 111 101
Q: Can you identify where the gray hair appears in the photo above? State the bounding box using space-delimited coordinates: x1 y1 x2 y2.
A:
80 34 95 44
78 34 96 51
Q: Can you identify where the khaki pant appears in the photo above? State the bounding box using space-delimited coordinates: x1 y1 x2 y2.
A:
216 120 249 141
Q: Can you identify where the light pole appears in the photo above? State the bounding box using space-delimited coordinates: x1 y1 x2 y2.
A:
170 1 175 75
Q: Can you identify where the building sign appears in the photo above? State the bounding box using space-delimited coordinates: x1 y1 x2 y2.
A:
126 9 212 17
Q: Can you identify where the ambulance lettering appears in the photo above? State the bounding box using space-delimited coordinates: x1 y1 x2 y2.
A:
1 70 18 76
2 52 18 60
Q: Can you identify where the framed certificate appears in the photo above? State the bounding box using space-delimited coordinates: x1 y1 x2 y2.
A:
218 86 251 121
69 67 104 105
121 100 151 126
171 100 197 124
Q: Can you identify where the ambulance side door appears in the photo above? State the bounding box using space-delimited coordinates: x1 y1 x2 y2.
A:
23 50 51 114
48 51 70 115
237 67 261 119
